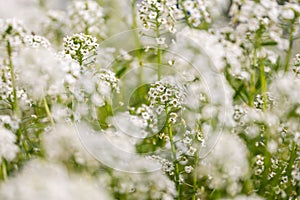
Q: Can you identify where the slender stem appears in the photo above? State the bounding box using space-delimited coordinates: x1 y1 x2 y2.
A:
249 45 258 107
256 29 267 109
178 0 192 28
131 0 143 83
259 58 267 110
1 160 7 181
43 97 54 125
166 110 181 199
7 41 19 117
284 20 295 73
249 69 256 107
156 17 162 80
192 150 199 200
157 45 162 80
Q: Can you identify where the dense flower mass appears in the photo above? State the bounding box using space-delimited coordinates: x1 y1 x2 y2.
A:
0 0 300 199
68 0 106 39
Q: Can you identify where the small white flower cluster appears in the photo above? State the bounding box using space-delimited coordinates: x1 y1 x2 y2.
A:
292 53 300 77
66 68 120 120
229 0 287 50
0 18 28 48
40 1 107 46
175 130 202 170
254 93 274 110
148 155 175 176
0 116 19 130
181 0 211 27
63 33 99 65
68 0 106 39
0 64 30 108
254 154 265 176
233 105 247 122
148 80 184 112
24 35 51 49
138 0 181 33
129 104 158 132
0 126 19 164
96 69 120 94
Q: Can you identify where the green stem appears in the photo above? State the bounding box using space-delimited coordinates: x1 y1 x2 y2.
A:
255 29 267 110
7 41 19 117
284 20 295 73
43 97 54 125
192 150 199 200
249 44 258 107
1 160 7 181
157 45 162 80
156 17 162 80
259 58 267 110
166 110 181 199
178 0 192 28
249 69 256 107
131 0 143 83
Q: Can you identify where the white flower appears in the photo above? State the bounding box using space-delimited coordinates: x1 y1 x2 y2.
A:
0 159 112 200
0 127 19 164
15 48 66 99
184 165 193 173
199 132 250 190
43 123 98 167
156 37 166 45
149 11 157 19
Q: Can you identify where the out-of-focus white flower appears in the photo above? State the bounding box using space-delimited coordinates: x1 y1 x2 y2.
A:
0 126 19 164
68 0 106 39
15 48 66 99
199 132 250 194
0 18 28 49
43 123 98 167
109 170 177 200
0 159 112 200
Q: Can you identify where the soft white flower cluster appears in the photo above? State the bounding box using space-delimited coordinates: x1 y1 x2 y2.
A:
0 64 30 109
43 123 99 167
129 104 159 133
0 18 28 48
24 35 51 48
229 0 287 50
109 170 177 200
0 126 19 165
15 48 67 99
0 159 111 200
198 133 250 196
68 0 106 39
40 0 106 45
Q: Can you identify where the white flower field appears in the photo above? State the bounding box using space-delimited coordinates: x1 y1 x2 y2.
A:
0 0 300 199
